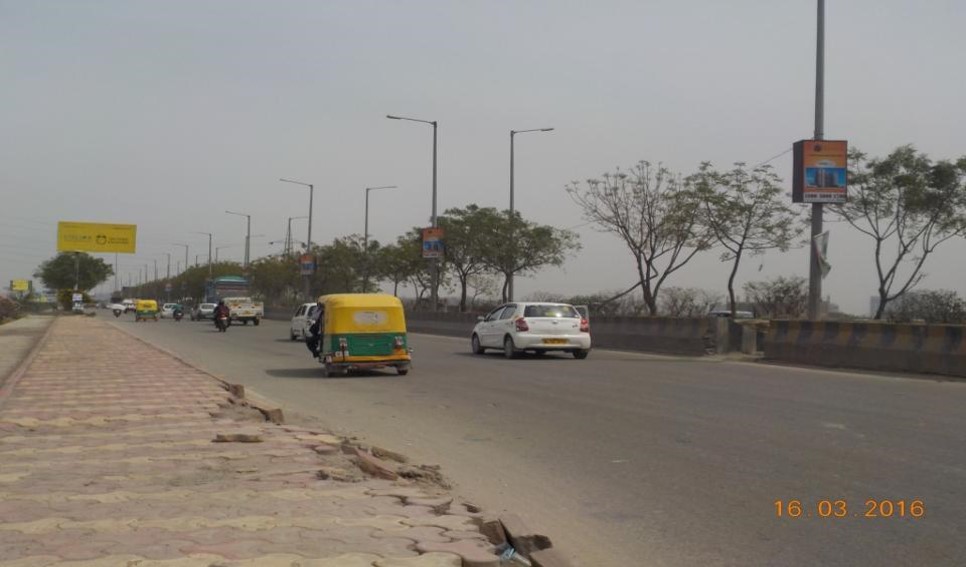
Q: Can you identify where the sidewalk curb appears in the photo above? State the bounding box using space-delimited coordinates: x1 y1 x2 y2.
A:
109 321 286 424
0 316 58 410
498 513 575 567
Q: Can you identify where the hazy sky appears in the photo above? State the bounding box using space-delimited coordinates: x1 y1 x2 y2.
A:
2 0 964 314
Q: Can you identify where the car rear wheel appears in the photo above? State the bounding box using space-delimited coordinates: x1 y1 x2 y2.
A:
471 334 485 354
573 349 590 360
503 336 517 359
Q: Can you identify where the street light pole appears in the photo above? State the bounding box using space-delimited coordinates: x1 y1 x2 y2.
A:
363 185 397 291
194 232 213 277
286 216 308 256
387 114 439 310
508 127 554 301
225 211 252 268
280 179 315 300
164 253 171 279
173 244 189 276
807 0 825 320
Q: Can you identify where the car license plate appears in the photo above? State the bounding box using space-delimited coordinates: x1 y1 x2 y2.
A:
542 338 567 345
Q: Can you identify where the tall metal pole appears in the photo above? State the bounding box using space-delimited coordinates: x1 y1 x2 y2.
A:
114 253 118 291
245 216 251 268
387 115 439 310
165 253 171 279
154 260 158 281
509 131 515 301
74 252 80 291
507 127 554 302
225 212 251 269
363 186 397 291
307 184 313 255
278 180 314 300
807 0 825 320
431 121 439 311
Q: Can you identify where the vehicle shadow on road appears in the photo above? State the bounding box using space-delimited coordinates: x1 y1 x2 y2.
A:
452 352 574 361
264 368 394 380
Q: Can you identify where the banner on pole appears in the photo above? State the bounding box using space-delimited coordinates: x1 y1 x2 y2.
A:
793 140 848 203
813 231 831 279
421 227 444 259
299 254 316 275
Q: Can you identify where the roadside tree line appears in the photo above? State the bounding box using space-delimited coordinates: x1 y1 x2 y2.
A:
566 145 966 319
32 146 965 321
248 205 579 312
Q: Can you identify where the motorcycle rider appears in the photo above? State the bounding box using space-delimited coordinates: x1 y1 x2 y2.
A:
213 300 230 329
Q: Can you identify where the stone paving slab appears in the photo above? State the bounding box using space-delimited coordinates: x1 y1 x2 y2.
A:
0 317 497 566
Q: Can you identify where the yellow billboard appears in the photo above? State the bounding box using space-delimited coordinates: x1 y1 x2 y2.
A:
11 279 30 292
57 221 137 253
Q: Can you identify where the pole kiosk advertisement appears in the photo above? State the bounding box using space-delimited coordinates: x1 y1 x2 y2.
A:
792 140 848 203
421 227 444 259
299 253 316 276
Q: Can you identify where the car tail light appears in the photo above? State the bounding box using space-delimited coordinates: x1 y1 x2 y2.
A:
393 336 404 349
580 318 590 333
515 318 529 332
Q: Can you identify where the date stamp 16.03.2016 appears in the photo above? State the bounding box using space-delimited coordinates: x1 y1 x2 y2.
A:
775 499 925 519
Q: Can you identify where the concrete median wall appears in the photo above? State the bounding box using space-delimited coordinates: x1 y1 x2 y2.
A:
763 321 966 378
405 312 717 355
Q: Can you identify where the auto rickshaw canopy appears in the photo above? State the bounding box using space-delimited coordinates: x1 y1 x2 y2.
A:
316 294 407 333
135 299 159 312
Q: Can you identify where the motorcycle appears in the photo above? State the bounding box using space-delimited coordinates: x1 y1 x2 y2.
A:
173 310 184 322
215 316 229 332
113 309 122 318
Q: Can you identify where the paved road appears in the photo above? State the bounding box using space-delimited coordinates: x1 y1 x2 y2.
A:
113 315 966 566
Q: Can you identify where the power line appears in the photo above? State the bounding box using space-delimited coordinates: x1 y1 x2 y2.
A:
753 147 793 169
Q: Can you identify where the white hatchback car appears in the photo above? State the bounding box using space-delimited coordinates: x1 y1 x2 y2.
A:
290 302 319 341
160 303 179 318
471 302 591 359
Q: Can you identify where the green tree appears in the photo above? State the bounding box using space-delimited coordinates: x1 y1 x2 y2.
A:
439 205 495 312
397 228 437 304
374 241 415 297
567 161 709 315
310 236 368 296
250 255 300 305
829 146 966 319
691 163 803 317
479 210 579 303
34 252 113 292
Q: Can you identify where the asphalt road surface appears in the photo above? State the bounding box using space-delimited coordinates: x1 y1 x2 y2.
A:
112 315 966 566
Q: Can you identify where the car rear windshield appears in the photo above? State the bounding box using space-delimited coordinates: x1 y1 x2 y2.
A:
524 304 580 318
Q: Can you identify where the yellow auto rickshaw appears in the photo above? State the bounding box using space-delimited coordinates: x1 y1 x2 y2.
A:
134 299 159 322
313 293 411 376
